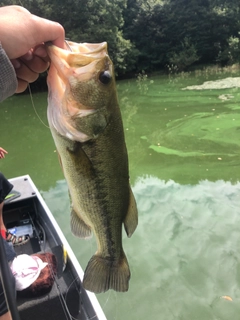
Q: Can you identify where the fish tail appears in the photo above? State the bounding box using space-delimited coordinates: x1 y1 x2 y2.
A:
83 251 130 293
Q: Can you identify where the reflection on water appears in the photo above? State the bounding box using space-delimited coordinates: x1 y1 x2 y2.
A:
42 176 240 320
0 70 240 319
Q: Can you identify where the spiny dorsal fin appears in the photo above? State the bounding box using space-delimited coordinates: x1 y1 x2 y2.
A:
124 186 138 237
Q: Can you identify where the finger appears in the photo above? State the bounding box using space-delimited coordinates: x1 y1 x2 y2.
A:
0 7 65 59
0 148 7 154
33 44 49 62
32 16 65 49
21 50 34 61
14 62 39 84
15 78 29 93
20 54 49 74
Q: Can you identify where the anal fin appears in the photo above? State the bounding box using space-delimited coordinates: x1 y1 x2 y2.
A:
71 209 92 239
124 186 138 237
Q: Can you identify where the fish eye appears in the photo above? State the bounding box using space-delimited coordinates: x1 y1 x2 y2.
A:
99 71 111 85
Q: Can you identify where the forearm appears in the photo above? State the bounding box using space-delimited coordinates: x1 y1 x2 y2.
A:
0 43 17 102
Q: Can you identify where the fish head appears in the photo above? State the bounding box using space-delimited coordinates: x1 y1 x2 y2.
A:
47 41 117 142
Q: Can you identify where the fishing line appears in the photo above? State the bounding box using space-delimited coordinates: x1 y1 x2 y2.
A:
31 205 73 320
32 205 101 320
28 39 72 128
28 84 50 129
64 265 112 320
64 276 82 320
65 39 73 52
17 0 49 130
102 290 112 310
113 291 119 320
15 4 89 318
42 248 73 320
65 276 99 320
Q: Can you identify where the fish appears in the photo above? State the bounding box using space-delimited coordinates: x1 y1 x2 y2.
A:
46 41 138 293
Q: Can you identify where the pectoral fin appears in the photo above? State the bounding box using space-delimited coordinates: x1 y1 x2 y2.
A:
71 208 92 239
124 186 138 237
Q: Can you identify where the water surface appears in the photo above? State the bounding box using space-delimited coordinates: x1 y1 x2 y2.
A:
0 69 240 320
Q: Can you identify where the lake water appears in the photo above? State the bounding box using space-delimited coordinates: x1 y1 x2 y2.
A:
0 68 240 320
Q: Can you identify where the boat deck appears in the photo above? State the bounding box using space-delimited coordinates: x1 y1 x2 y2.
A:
2 175 106 320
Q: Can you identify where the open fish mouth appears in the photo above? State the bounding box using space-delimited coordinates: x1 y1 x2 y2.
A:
46 40 112 102
46 41 114 142
46 41 108 70
65 40 107 55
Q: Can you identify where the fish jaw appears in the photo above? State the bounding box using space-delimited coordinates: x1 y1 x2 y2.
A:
47 41 116 142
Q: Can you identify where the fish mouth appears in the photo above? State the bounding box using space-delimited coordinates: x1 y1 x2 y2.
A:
46 40 111 89
46 41 108 71
64 41 107 56
46 41 113 142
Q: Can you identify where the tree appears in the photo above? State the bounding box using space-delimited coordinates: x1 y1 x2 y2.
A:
1 0 136 75
1 0 240 75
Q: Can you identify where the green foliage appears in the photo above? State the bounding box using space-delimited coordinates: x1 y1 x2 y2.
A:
136 70 149 95
167 38 200 71
123 0 240 72
1 0 240 76
216 36 240 64
1 0 134 75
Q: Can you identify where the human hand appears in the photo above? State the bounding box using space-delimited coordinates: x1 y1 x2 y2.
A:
0 5 65 93
0 148 8 159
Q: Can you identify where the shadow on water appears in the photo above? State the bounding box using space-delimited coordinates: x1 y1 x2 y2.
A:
0 69 240 319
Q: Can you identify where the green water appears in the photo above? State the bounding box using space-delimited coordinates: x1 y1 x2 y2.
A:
1 69 240 320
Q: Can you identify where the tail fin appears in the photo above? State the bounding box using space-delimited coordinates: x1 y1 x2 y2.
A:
83 252 130 293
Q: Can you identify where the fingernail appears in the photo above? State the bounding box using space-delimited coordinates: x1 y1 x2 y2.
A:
11 59 21 69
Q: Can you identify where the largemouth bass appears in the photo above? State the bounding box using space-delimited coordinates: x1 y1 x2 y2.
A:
46 41 138 293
